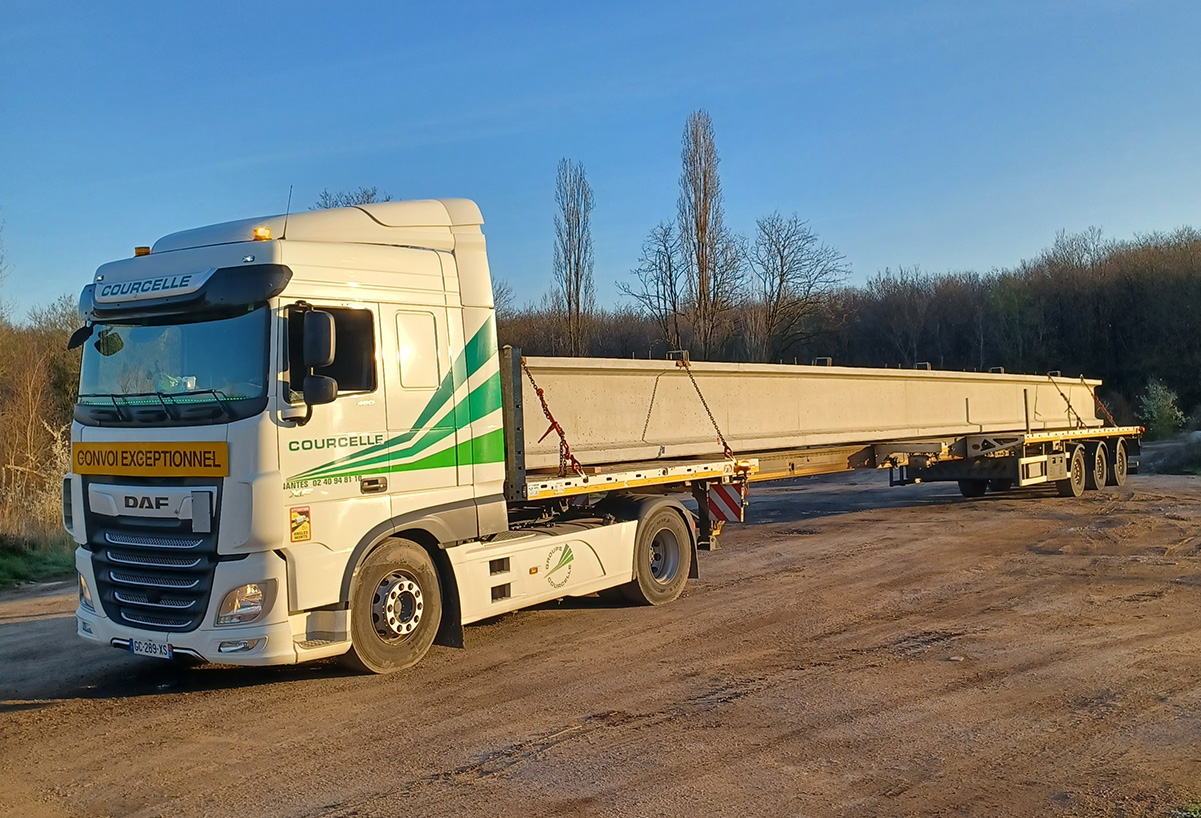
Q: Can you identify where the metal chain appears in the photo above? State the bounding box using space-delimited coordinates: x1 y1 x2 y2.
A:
521 359 586 478
1080 376 1117 427
677 356 734 461
1047 374 1084 429
640 372 664 441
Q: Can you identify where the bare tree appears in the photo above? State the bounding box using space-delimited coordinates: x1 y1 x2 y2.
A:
677 110 741 359
312 186 393 210
1043 226 1110 272
620 221 685 352
743 212 848 361
552 158 595 356
492 277 516 320
0 211 9 293
868 266 932 366
0 216 9 330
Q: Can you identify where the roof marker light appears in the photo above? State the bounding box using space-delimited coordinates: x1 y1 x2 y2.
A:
252 226 272 241
134 246 151 257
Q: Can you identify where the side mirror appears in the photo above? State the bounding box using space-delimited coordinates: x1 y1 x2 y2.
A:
67 324 94 350
303 375 338 406
303 310 335 368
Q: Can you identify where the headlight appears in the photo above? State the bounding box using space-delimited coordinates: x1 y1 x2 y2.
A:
215 581 275 626
78 573 94 612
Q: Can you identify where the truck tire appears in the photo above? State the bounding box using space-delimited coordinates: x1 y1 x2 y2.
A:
1107 438 1128 487
988 479 1014 492
957 479 988 498
1056 446 1086 498
341 538 442 674
1084 442 1108 491
621 506 692 606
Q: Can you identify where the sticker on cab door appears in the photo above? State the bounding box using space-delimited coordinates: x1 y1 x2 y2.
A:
290 507 311 542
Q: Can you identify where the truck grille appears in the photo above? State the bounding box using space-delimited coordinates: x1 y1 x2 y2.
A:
105 532 205 549
109 570 201 590
107 551 203 569
121 610 196 630
85 478 221 633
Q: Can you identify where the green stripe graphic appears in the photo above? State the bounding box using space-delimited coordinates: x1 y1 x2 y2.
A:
286 316 502 483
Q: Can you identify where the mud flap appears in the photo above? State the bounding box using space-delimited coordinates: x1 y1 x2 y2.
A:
430 546 465 649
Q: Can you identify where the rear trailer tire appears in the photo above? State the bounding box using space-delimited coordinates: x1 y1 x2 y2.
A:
1056 446 1087 498
987 479 1014 493
621 507 692 606
1107 438 1128 487
958 479 988 498
1084 442 1109 491
341 538 442 674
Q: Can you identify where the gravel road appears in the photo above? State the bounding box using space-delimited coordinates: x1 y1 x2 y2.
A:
2 473 1200 817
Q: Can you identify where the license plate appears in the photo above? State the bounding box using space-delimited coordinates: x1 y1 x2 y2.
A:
129 637 173 660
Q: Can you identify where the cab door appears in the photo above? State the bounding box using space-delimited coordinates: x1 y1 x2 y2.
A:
278 301 390 560
380 304 459 499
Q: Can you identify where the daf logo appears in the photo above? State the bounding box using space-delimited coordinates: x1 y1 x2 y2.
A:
125 496 170 510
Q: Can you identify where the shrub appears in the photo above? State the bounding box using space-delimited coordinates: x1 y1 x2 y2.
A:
1139 378 1185 440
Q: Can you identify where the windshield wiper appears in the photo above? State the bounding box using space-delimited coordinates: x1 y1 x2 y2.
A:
186 389 236 420
80 391 188 422
78 389 240 421
77 393 131 422
152 391 182 421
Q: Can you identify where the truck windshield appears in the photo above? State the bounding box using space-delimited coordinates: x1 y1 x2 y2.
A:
76 305 270 426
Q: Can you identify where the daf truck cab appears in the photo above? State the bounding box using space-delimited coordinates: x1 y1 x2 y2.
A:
69 199 691 673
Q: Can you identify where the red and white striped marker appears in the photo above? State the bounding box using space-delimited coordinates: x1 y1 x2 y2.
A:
708 483 745 523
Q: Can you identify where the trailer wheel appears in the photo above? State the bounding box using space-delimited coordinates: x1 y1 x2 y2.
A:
1107 438 1128 487
957 479 988 498
621 507 692 606
988 479 1014 492
1084 442 1108 491
341 538 442 674
1056 446 1086 498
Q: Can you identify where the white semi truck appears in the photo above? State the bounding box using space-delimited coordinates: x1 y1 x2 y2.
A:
67 200 1142 673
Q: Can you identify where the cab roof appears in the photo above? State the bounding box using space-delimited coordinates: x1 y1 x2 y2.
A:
151 199 484 254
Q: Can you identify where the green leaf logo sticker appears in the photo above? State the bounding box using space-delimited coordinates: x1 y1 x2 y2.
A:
545 544 574 589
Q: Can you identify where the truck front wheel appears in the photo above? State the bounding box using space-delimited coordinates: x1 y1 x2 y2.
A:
621 507 692 606
342 538 442 674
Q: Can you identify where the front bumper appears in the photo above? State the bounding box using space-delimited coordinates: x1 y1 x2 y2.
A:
75 547 315 666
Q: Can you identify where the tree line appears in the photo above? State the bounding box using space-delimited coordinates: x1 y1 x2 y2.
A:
502 111 1201 432
0 221 78 547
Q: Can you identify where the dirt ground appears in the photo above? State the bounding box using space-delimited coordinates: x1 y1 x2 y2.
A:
2 472 1200 818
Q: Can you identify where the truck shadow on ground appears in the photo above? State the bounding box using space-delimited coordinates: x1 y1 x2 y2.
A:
736 474 1065 526
0 613 358 707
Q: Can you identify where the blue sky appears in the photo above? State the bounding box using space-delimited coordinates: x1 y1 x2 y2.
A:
2 0 1199 318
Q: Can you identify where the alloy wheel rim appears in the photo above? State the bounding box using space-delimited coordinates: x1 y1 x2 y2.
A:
372 571 423 641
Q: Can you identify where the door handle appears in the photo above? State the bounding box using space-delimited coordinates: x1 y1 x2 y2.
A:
360 476 388 494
